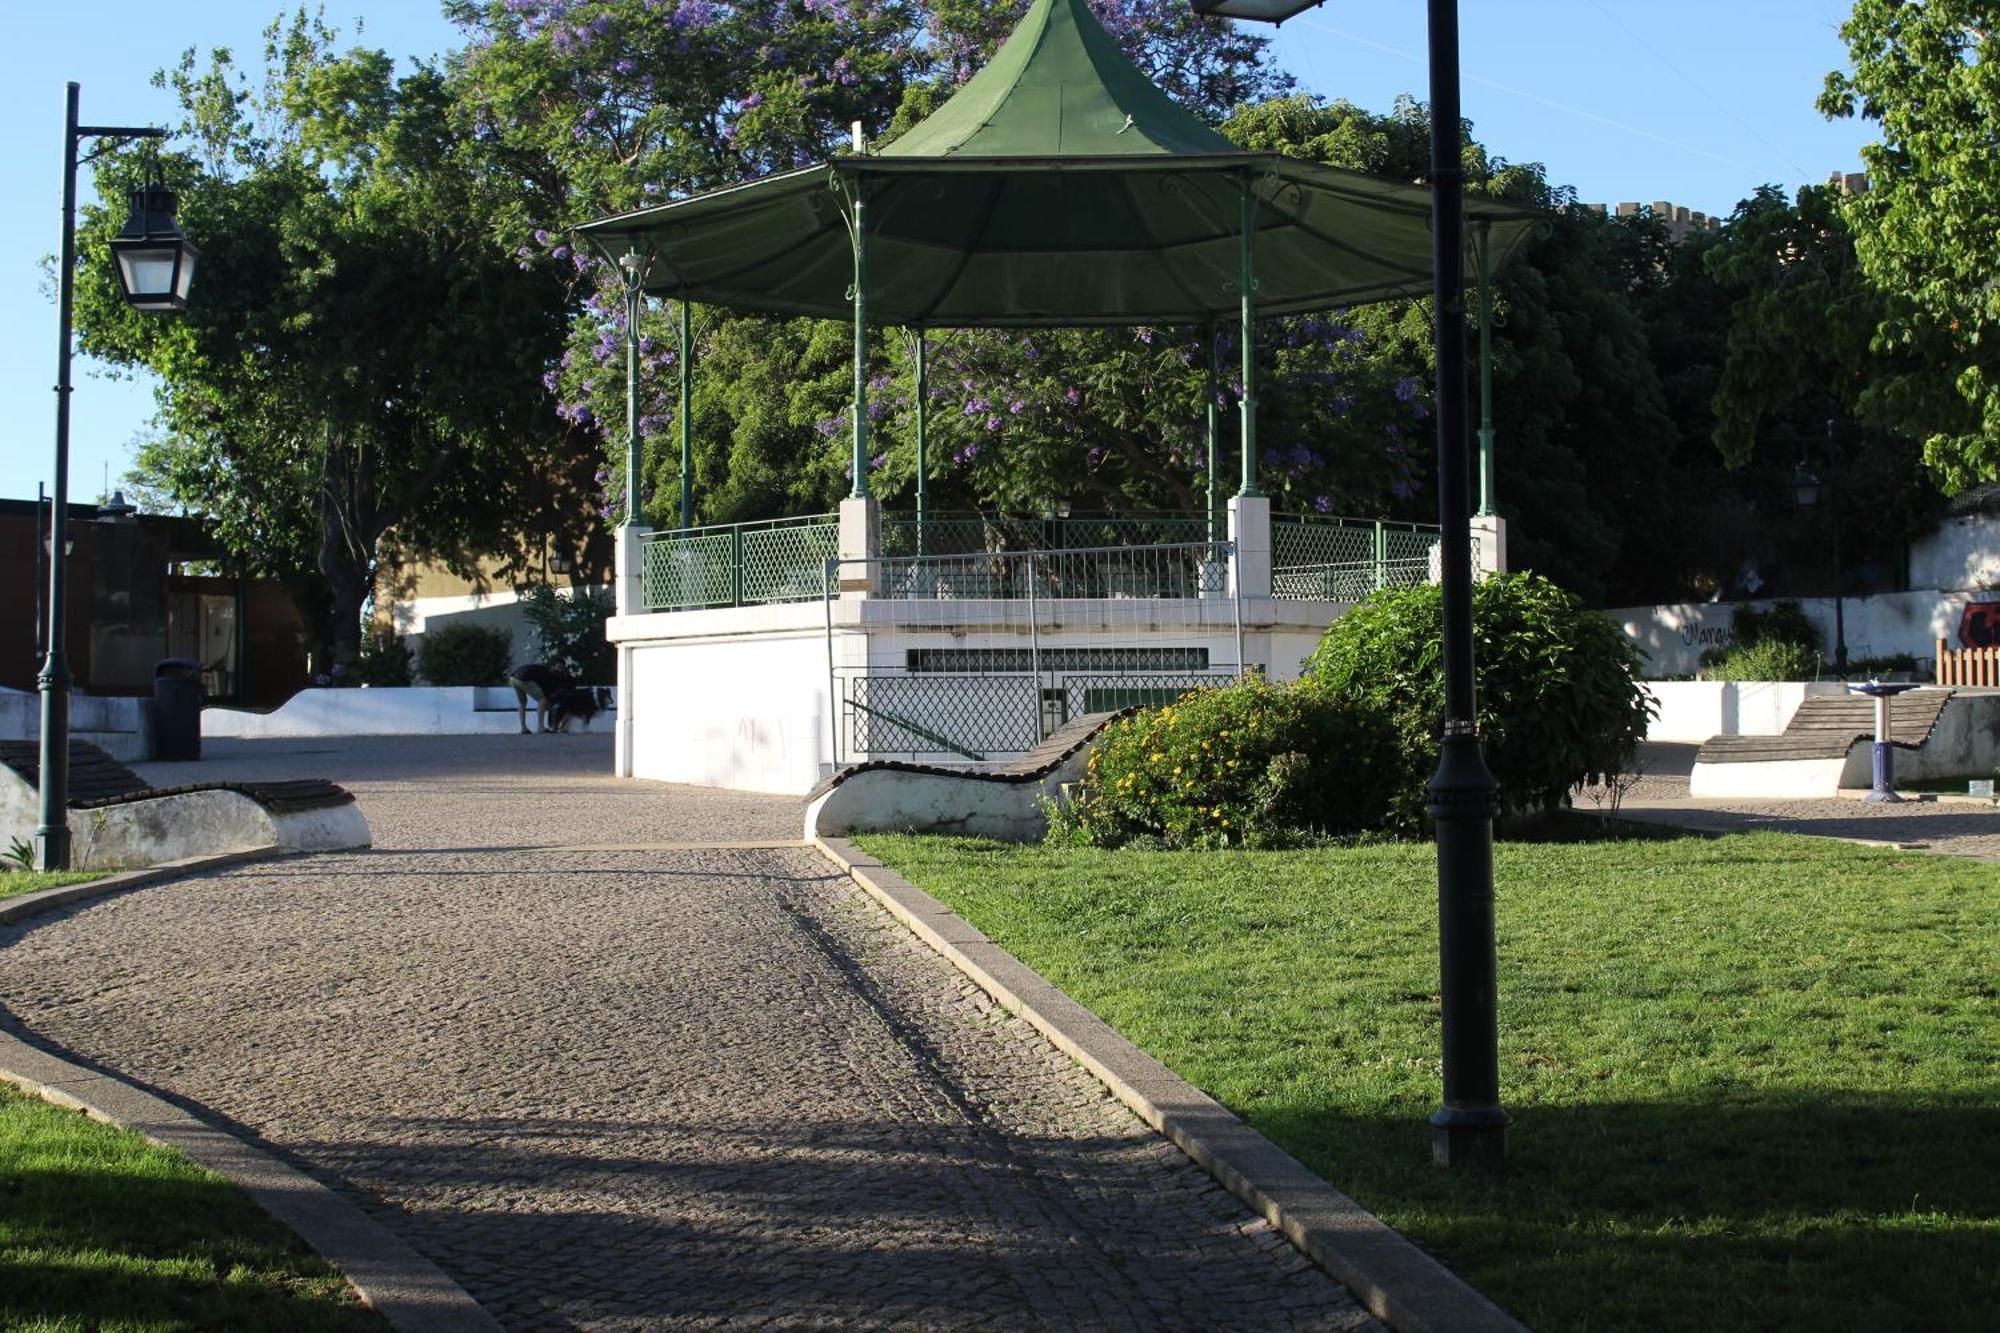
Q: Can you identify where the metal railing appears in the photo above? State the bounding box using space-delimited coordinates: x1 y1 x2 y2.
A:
881 510 1216 557
837 669 1241 762
825 539 1245 765
866 539 1234 603
641 514 837 610
1270 514 1474 602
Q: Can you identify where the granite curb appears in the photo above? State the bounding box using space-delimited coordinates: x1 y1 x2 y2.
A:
0 852 501 1333
813 836 1525 1333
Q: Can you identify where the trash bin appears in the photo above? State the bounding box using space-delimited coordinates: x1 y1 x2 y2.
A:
154 657 202 761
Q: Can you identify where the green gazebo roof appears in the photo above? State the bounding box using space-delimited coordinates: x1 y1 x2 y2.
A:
881 0 1237 158
578 0 1537 327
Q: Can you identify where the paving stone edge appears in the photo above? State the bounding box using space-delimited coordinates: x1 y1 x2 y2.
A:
0 849 501 1333
813 836 1526 1333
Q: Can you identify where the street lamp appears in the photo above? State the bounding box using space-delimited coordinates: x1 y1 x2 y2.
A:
1197 0 1509 1167
109 181 198 312
35 83 192 872
1792 436 1849 674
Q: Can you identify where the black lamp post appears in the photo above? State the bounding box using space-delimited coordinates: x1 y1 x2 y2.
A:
1793 421 1850 675
35 83 194 872
1195 0 1508 1167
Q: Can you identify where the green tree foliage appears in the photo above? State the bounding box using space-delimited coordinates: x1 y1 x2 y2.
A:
451 2 1363 528
1823 0 2000 490
415 622 514 686
74 11 579 662
1303 573 1653 828
518 583 614 683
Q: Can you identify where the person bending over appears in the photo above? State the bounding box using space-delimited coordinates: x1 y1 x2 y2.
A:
507 662 575 734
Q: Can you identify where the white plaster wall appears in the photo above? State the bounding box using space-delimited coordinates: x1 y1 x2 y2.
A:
626 633 831 795
1908 514 2000 593
1641 681 1846 742
1610 591 2000 678
606 595 1349 795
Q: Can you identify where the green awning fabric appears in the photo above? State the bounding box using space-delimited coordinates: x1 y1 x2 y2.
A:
577 0 1539 328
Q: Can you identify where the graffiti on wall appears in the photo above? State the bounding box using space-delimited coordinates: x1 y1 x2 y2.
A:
1960 600 2000 649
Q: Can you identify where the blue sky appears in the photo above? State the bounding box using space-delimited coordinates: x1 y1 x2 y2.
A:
0 1 1877 505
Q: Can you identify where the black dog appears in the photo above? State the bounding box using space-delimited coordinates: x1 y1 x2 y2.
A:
545 686 614 733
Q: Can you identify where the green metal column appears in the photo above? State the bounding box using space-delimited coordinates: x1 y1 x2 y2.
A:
1476 222 1496 518
678 300 693 529
914 329 928 553
1205 325 1220 541
850 188 871 500
621 250 643 524
1238 177 1261 498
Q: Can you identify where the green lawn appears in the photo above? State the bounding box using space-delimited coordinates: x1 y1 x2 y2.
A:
0 872 103 904
858 830 1999 1332
0 1084 382 1331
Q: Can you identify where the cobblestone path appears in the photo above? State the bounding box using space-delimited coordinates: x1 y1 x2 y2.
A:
0 737 1378 1331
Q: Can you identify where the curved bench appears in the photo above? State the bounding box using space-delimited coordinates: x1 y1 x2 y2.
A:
805 711 1127 842
1688 688 1999 798
0 740 370 868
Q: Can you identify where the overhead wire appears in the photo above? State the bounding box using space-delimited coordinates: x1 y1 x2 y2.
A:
1287 13 1801 188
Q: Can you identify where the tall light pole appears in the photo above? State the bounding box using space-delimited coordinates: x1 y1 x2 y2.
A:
36 83 196 872
1194 0 1509 1166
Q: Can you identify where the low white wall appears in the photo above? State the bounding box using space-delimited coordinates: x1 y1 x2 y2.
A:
0 689 153 761
1641 681 1846 743
203 685 612 738
1610 591 2000 678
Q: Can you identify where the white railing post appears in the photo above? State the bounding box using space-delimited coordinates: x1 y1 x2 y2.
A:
838 496 880 597
613 521 649 779
1228 495 1271 600
1470 512 1507 576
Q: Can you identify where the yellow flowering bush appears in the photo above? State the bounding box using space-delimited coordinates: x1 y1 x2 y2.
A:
1069 677 1397 848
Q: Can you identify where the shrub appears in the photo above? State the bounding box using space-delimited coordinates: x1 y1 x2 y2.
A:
1302 572 1653 828
1073 677 1400 848
415 623 513 686
1701 638 1823 682
1730 600 1821 653
352 630 414 687
519 583 614 683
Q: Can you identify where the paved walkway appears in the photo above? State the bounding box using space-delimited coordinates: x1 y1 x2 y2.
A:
1601 743 2000 861
0 736 1377 1331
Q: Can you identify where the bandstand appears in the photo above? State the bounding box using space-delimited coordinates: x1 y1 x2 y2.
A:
577 0 1533 794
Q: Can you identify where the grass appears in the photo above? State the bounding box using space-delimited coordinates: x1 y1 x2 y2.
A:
858 830 1999 1332
0 871 104 904
0 1083 382 1331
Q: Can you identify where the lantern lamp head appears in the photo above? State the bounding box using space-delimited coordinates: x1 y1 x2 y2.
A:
109 182 197 313
1792 466 1822 510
